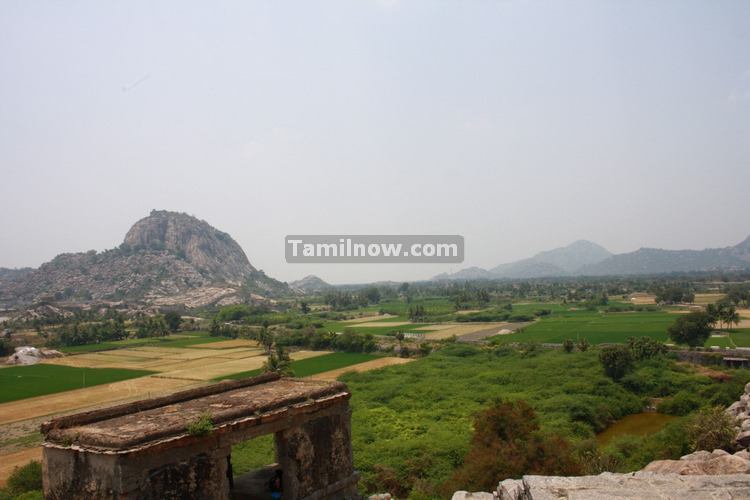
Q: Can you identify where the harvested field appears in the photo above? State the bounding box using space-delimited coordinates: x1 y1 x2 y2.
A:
42 346 265 371
0 447 42 487
353 321 412 328
629 293 656 305
311 357 414 380
694 293 725 305
412 324 456 331
156 350 330 381
191 339 260 349
420 322 526 340
341 314 396 323
0 376 202 426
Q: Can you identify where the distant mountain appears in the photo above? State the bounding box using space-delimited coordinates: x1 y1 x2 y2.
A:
435 240 612 280
289 275 332 294
0 210 289 309
433 236 750 281
580 235 750 276
432 267 494 281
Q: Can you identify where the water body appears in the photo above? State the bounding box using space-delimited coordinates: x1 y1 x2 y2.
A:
597 413 677 446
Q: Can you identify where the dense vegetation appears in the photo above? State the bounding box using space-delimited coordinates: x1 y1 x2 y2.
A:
230 344 748 498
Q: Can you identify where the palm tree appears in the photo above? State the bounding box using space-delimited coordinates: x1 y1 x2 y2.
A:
724 306 741 331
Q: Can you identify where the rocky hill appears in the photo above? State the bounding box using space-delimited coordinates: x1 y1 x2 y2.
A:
434 236 750 281
0 210 289 309
580 235 750 276
289 275 332 294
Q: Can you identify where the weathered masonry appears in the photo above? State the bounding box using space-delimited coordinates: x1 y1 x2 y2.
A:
41 373 359 499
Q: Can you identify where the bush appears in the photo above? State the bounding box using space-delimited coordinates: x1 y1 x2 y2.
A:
562 339 574 353
445 400 581 494
5 461 42 496
658 391 702 416
687 406 737 451
599 346 634 381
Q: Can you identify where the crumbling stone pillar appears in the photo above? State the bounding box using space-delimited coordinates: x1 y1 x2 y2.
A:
276 410 358 500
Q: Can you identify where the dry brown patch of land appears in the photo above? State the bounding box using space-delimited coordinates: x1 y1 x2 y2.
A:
353 321 412 328
191 339 260 349
310 357 414 380
0 447 42 487
693 293 725 305
341 314 396 324
419 322 528 340
0 377 202 426
455 309 481 315
629 293 656 305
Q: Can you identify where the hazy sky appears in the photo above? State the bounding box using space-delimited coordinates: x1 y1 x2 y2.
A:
1 1 749 284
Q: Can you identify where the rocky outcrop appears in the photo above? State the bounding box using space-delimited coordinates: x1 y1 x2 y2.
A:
643 449 750 474
123 211 254 285
0 211 289 308
727 382 750 448
5 346 63 365
496 472 750 500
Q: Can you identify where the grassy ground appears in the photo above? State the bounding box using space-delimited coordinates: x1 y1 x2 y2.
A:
0 364 155 403
59 331 232 353
491 309 675 344
215 352 379 381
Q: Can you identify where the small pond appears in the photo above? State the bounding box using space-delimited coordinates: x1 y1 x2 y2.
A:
596 412 677 446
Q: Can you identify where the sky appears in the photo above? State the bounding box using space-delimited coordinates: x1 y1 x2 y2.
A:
1 0 749 284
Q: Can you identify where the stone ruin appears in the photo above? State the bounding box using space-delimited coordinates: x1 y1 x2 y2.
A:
41 372 359 500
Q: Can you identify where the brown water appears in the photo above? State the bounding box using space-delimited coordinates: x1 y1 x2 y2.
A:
596 412 677 446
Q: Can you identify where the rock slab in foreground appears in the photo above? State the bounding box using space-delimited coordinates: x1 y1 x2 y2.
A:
498 472 750 500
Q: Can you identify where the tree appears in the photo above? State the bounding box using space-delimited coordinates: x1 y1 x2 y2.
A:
300 301 310 314
446 400 581 493
599 345 633 381
576 338 590 352
722 306 740 330
668 311 712 347
164 311 181 332
627 336 667 360
263 343 293 376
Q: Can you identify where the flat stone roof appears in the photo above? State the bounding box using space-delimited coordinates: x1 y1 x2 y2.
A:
42 373 349 452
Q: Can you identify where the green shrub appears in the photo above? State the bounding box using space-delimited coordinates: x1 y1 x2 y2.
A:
5 461 42 496
187 413 214 437
658 391 702 416
687 406 737 451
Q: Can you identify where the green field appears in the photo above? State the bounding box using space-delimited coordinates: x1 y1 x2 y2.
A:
0 364 155 403
59 331 232 353
215 352 379 381
491 309 675 344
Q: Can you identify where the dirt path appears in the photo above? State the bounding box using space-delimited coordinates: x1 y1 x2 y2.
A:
310 357 414 380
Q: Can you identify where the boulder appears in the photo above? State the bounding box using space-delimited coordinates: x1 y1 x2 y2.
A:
643 454 750 475
737 430 750 448
735 449 750 460
451 492 495 500
497 479 526 500
679 451 711 461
